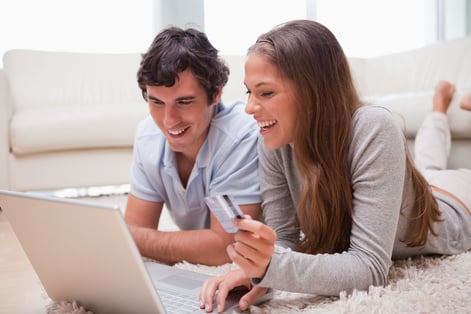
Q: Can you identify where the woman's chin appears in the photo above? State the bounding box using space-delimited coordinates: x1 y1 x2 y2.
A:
262 137 286 150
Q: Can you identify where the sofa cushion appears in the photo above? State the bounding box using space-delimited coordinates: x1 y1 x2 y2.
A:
3 50 143 111
350 36 471 97
11 104 148 155
364 90 471 139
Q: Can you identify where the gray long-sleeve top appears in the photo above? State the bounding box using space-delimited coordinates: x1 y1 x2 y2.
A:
254 106 471 296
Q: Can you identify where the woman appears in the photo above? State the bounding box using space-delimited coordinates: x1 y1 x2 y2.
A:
199 20 471 313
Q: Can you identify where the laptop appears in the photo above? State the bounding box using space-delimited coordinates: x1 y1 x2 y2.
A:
0 189 273 314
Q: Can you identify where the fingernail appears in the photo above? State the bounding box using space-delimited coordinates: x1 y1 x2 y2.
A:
240 299 249 310
217 304 224 312
205 304 211 312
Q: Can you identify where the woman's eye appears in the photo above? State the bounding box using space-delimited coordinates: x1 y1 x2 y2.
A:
261 91 273 97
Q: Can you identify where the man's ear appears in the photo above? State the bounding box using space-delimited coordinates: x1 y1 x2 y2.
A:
212 86 223 105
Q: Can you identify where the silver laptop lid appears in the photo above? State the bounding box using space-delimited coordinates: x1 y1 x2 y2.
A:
0 190 164 314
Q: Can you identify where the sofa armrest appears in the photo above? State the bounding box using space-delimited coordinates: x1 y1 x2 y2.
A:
0 69 11 189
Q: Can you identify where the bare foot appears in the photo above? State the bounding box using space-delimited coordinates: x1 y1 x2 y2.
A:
433 81 455 113
460 93 471 111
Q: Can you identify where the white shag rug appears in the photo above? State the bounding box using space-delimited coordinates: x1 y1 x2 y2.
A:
46 192 471 314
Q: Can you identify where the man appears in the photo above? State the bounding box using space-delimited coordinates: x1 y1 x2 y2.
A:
124 27 261 266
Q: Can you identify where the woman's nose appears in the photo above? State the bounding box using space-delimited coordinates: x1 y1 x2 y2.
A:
245 94 259 115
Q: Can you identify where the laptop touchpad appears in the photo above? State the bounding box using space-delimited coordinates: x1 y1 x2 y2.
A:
161 275 201 290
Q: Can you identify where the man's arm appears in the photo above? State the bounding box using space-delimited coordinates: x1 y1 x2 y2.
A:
124 193 261 266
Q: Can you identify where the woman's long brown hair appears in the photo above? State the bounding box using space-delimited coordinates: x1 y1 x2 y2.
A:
249 20 441 254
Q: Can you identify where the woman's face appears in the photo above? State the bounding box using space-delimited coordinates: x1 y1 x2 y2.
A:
244 52 297 149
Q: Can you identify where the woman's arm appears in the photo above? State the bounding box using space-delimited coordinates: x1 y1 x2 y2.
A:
255 107 407 295
258 140 301 249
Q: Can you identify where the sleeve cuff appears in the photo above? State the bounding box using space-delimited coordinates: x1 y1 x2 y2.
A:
250 245 290 287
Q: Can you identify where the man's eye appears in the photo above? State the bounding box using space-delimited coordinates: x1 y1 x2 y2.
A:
151 100 164 106
261 91 273 97
178 100 193 105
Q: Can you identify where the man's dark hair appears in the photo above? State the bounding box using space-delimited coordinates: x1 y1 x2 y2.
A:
137 27 229 104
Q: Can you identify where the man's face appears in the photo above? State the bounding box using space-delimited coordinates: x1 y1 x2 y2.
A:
145 69 219 160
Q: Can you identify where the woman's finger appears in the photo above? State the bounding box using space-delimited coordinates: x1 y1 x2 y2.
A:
234 219 277 243
232 240 272 266
199 276 223 312
199 269 251 313
239 286 270 311
227 243 268 278
235 230 275 256
213 279 232 313
232 220 276 264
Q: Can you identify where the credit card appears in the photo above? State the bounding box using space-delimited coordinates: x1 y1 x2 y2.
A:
204 195 244 233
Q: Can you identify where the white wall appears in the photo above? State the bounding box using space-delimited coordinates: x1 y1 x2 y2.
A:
154 0 204 31
445 0 468 39
1 0 470 68
0 0 155 67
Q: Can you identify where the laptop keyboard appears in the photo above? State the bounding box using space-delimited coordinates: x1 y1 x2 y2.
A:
159 290 201 313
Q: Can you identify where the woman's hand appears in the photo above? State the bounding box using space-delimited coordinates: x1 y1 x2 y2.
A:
199 269 269 313
228 217 277 279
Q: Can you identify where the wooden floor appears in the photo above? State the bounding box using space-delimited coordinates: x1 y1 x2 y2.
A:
0 210 51 313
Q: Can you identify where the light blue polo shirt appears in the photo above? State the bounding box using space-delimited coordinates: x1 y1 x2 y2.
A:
129 101 261 230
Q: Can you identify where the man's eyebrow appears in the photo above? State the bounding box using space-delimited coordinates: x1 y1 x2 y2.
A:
147 95 197 103
147 95 161 102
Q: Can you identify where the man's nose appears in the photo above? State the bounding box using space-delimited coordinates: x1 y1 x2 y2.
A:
163 104 179 126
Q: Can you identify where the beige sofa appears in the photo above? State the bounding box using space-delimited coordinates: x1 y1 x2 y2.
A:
0 51 147 191
348 36 471 169
1 36 471 191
